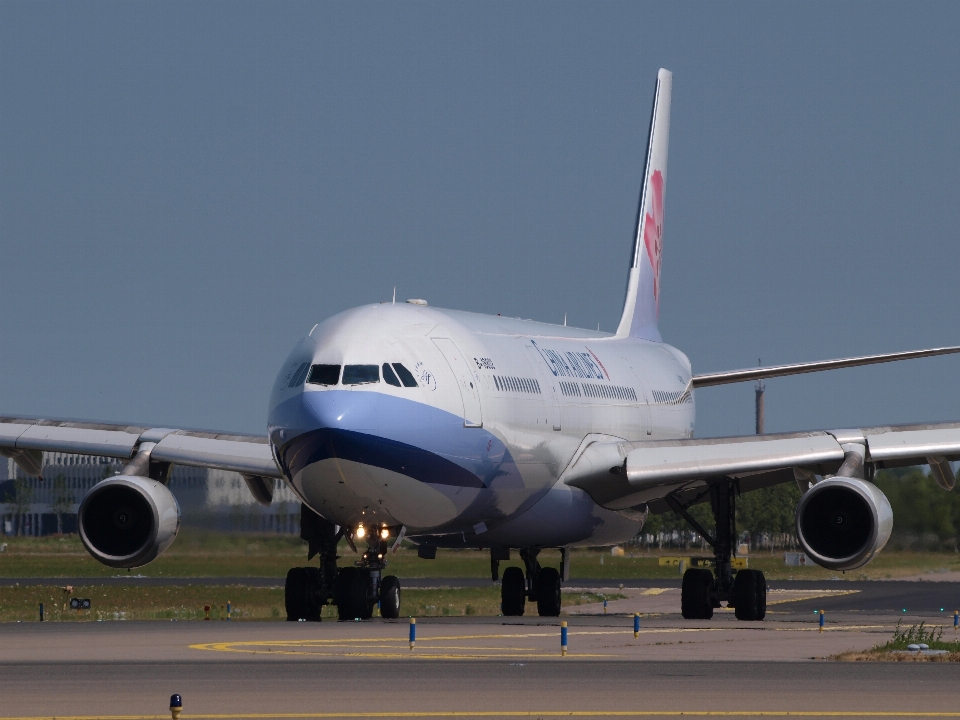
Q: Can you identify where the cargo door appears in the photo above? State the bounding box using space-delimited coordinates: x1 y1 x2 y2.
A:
432 338 483 427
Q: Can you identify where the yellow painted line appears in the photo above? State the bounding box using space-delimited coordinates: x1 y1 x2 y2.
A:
767 590 860 607
641 588 671 595
191 624 889 656
5 711 960 719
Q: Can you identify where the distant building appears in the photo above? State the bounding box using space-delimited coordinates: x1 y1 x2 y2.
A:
1 453 300 536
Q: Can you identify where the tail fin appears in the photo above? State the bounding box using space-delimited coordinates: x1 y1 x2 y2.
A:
615 68 672 341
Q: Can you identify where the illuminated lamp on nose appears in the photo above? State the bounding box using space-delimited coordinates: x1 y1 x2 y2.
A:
380 527 390 539
356 525 366 539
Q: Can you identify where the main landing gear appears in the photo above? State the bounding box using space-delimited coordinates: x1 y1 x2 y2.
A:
668 478 766 621
496 548 563 617
285 505 402 622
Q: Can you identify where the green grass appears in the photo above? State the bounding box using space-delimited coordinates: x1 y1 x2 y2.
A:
2 531 959 580
0 583 623 622
871 621 960 653
837 621 960 661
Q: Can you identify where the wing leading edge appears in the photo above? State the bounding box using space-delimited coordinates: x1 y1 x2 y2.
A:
563 421 960 512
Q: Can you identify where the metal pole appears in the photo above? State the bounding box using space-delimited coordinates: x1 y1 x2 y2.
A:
755 380 765 435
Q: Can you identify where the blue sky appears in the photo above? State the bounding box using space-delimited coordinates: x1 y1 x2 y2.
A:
2 1 958 438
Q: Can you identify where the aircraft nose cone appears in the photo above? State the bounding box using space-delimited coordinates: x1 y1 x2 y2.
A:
301 389 381 433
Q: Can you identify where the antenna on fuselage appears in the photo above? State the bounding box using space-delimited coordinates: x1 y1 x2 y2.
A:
392 287 396 305
564 314 567 326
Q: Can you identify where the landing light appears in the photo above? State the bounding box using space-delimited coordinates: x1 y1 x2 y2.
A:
380 528 389 539
356 525 366 539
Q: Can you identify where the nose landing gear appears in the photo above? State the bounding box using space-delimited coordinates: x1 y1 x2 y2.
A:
285 505 402 621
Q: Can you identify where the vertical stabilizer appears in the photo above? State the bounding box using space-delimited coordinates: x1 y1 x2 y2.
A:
615 69 672 341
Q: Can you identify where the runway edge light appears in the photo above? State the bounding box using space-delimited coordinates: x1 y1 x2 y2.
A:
409 617 416 649
170 694 182 720
561 621 568 656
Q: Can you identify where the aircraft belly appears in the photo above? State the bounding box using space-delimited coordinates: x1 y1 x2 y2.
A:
482 483 642 548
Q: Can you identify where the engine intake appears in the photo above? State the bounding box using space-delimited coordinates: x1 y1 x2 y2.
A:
795 476 892 571
78 475 181 569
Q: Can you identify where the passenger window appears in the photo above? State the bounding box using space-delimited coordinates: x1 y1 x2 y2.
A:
306 364 341 386
392 363 418 387
287 362 310 388
343 364 380 385
383 363 401 387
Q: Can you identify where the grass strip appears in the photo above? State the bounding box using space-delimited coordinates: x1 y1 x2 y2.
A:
3 533 959 580
0 584 624 622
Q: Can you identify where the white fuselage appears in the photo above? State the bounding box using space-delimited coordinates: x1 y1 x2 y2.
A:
268 303 695 548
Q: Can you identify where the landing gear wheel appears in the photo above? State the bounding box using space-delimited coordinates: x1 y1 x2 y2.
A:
379 575 401 619
336 567 372 621
681 568 714 620
285 567 322 621
535 567 562 617
500 566 526 616
732 569 766 621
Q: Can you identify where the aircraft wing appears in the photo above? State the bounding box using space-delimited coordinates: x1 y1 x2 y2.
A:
0 416 281 502
562 422 960 513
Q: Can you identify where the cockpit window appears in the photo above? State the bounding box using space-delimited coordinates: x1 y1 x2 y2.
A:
393 363 418 387
343 364 379 385
382 363 401 387
306 364 341 386
287 362 310 388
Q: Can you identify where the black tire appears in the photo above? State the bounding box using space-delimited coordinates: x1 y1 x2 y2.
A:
733 569 766 621
500 566 526 616
285 567 307 621
535 567 562 617
379 575 401 619
681 568 714 620
335 567 371 621
285 567 322 621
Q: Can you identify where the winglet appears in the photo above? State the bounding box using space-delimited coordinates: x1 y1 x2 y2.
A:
615 69 672 341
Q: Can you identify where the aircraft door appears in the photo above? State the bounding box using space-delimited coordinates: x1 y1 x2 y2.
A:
523 344 562 432
432 338 483 427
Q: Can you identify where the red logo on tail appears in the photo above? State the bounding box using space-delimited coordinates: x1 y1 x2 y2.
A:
643 170 664 311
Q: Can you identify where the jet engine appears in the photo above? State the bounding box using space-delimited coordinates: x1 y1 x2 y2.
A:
795 476 892 571
78 475 181 569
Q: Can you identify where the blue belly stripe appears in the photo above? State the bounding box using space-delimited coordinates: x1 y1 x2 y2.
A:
280 427 487 489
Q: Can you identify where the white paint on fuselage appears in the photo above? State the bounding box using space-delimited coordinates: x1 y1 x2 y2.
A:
268 302 695 547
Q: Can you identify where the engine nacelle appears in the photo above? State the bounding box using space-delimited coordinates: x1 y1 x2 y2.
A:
78 475 181 569
795 476 892 571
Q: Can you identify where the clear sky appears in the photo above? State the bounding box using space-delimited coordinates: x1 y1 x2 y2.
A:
2 1 958 438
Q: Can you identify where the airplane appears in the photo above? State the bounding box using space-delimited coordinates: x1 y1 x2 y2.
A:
3 68 959 622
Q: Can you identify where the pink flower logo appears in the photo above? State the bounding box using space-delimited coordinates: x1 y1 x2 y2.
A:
643 169 664 309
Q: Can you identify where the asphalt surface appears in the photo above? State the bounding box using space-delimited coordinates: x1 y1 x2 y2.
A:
1 617 959 718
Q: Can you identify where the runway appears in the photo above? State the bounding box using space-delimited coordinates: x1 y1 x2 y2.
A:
2 615 959 719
